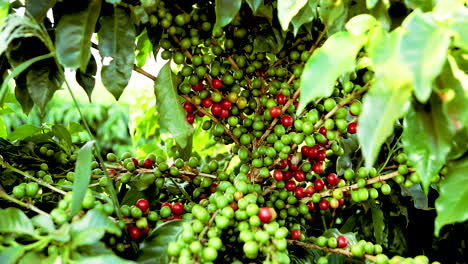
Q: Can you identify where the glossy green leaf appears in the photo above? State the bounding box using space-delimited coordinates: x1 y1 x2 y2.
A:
0 207 34 235
319 0 350 35
448 128 468 160
402 96 453 193
136 29 153 68
71 209 122 247
137 220 187 264
26 63 63 111
154 62 193 148
400 10 451 103
0 53 53 107
0 246 25 264
441 56 468 130
435 156 468 236
0 0 8 28
76 54 97 101
77 255 135 264
358 79 412 168
298 32 365 114
31 214 55 233
98 7 135 100
70 141 94 216
345 14 379 36
291 1 318 36
55 0 101 70
214 0 242 30
246 0 262 14
277 0 308 31
25 0 55 22
7 124 41 141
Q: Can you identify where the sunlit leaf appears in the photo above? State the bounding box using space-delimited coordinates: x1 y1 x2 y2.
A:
0 207 34 235
214 0 242 30
277 0 308 31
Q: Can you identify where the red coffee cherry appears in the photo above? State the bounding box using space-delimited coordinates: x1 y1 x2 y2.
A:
212 78 222 89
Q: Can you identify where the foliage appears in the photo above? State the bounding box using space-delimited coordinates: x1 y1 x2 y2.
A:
0 0 468 264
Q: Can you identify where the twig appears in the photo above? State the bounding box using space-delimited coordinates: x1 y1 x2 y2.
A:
0 191 49 216
198 210 219 239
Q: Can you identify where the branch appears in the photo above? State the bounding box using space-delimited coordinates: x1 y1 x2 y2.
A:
0 191 50 216
288 240 377 262
105 164 218 180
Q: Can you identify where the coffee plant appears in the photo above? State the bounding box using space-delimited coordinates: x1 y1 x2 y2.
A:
0 0 467 263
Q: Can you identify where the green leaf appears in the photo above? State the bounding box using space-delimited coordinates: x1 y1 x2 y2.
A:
76 54 97 101
214 0 242 30
366 0 378 9
291 0 318 36
25 0 55 22
402 96 453 193
70 141 95 216
128 173 156 191
136 29 153 68
369 0 391 31
26 63 63 111
401 184 430 210
336 134 359 175
31 214 55 233
319 0 350 35
0 116 7 138
77 255 135 264
449 8 468 51
358 79 412 168
14 73 34 114
7 124 41 141
0 53 54 107
98 7 135 100
0 0 8 28
0 246 25 264
105 0 121 4
154 62 193 148
434 156 468 236
55 0 101 70
0 207 35 235
448 128 468 160
345 14 379 36
403 0 434 12
71 209 121 247
371 202 386 245
52 124 73 154
400 10 451 103
246 0 262 14
137 220 187 264
277 0 308 31
298 32 365 114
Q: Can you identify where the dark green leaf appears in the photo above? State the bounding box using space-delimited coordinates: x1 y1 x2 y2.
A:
447 128 468 160
98 7 135 100
70 141 94 216
52 124 73 154
71 209 122 247
400 10 451 103
31 214 55 233
0 246 24 264
77 255 135 264
7 124 41 141
14 72 34 115
291 1 318 36
401 184 430 210
55 0 101 70
277 0 308 31
154 62 193 148
128 173 156 191
435 156 468 236
0 207 35 235
298 32 365 114
255 3 274 23
336 134 359 175
214 0 242 30
25 0 55 21
137 220 187 264
26 63 63 111
371 202 386 245
402 96 453 193
404 0 434 12
76 54 97 101
319 0 350 35
246 0 262 14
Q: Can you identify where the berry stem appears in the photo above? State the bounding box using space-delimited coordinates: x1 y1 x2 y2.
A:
0 191 50 216
198 209 220 239
287 240 378 262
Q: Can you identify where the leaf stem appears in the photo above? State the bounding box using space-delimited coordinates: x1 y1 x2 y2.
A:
0 191 49 216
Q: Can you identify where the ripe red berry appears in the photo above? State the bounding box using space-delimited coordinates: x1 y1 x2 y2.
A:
347 122 358 134
316 150 326 161
327 173 339 186
276 160 288 170
201 97 213 108
283 171 292 181
281 115 293 127
219 109 229 119
293 171 305 182
295 186 305 198
128 226 141 240
212 78 222 89
258 207 273 223
276 94 286 105
161 202 172 209
108 169 116 176
141 226 150 235
186 113 195 124
319 126 327 136
306 186 315 196
306 201 315 211
308 145 319 159
319 200 329 210
273 170 283 181
301 146 310 156
221 99 232 110
337 235 348 248
270 106 282 118
314 178 325 191
192 81 204 92
290 229 301 240
211 103 222 116
196 111 204 117
129 157 138 167
171 202 184 216
169 215 182 220
136 199 149 213
285 180 296 191
182 101 195 113
143 158 153 169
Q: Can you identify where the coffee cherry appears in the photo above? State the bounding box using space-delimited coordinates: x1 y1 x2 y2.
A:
258 207 273 223
313 162 324 174
327 173 339 186
293 171 305 182
182 101 195 113
337 235 348 248
273 170 283 181
350 101 362 116
281 115 293 127
270 106 281 118
347 122 357 134
319 200 329 210
285 180 296 191
314 178 325 191
290 229 301 240
201 97 213 108
276 94 286 105
192 81 204 92
171 202 184 216
212 78 222 89
143 158 153 169
128 226 141 240
25 182 39 197
221 99 232 110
